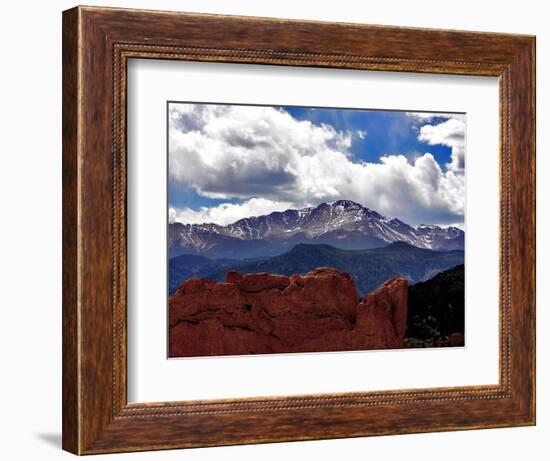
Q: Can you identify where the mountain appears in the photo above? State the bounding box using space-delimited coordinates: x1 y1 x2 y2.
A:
168 254 238 294
406 264 465 348
170 241 464 295
169 200 464 259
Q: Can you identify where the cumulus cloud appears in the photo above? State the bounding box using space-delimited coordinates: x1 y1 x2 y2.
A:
169 104 356 199
417 116 466 173
169 104 465 226
169 198 294 226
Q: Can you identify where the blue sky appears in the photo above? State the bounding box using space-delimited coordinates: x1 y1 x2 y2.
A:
168 103 465 227
284 107 454 166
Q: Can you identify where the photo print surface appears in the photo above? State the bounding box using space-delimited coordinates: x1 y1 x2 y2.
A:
167 102 466 358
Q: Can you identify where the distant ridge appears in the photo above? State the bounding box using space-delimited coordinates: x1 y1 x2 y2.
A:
169 241 464 294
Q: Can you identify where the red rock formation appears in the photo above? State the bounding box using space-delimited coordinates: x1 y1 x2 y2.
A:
448 332 465 347
169 268 408 358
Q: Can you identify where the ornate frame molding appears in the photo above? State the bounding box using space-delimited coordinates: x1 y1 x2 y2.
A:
63 6 535 454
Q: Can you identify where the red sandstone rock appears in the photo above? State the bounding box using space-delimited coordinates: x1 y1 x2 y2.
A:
238 272 291 293
168 268 408 358
356 278 409 349
448 332 465 347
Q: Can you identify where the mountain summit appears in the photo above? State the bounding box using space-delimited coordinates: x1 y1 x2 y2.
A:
169 200 464 259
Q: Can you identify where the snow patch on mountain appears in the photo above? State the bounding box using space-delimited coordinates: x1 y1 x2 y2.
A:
169 200 464 258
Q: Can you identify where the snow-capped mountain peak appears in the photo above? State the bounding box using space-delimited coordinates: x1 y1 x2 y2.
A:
169 200 464 259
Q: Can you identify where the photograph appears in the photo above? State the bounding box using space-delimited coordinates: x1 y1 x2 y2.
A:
167 102 466 357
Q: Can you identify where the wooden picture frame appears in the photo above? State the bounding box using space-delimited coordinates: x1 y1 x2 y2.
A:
62 5 536 455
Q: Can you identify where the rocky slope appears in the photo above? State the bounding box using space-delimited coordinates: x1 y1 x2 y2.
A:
169 200 464 259
169 268 408 357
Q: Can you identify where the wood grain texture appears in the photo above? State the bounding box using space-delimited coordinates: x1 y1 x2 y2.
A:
62 5 536 455
62 7 80 454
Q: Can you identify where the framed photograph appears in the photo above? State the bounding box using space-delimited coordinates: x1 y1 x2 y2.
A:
62 6 535 455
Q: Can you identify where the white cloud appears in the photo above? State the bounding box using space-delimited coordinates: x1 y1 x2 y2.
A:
169 104 465 226
417 117 466 173
169 198 294 226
